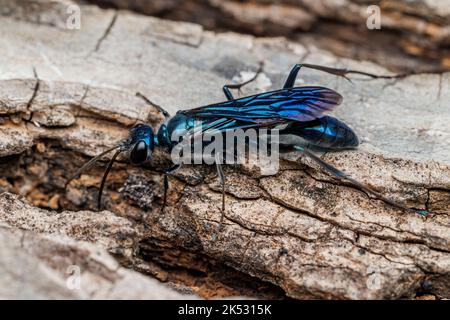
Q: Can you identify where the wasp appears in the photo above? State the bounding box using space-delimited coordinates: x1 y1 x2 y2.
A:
67 63 429 235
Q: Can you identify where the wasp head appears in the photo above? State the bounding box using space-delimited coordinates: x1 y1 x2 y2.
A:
127 123 155 165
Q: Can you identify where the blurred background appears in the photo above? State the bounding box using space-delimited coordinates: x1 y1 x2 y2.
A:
82 0 450 73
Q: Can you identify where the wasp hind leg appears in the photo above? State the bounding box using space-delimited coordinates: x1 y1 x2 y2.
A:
283 64 303 89
283 63 354 88
283 63 403 89
284 63 355 87
223 62 264 100
295 146 431 217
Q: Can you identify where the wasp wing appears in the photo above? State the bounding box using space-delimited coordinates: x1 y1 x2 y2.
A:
179 86 343 124
182 117 272 143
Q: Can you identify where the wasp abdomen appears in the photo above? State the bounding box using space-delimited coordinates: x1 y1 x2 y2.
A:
283 116 359 150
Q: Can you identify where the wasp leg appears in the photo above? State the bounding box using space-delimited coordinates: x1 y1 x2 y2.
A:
284 63 351 88
161 164 181 212
295 146 431 216
211 154 226 241
283 64 303 89
222 86 234 101
223 62 264 100
142 164 181 228
284 63 356 86
284 63 406 89
300 63 412 80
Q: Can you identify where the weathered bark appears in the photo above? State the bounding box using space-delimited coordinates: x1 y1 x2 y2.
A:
84 0 450 73
0 1 450 299
0 196 197 299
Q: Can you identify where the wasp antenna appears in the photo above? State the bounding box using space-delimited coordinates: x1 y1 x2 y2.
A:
97 149 122 211
65 145 121 189
136 91 171 119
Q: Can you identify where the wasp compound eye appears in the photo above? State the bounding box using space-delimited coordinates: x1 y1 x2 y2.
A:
130 140 148 164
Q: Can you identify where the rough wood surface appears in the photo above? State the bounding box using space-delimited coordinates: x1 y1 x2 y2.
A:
0 1 450 299
85 0 450 73
0 195 196 299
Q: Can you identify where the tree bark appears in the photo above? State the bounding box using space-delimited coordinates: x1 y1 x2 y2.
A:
0 0 449 299
84 0 450 73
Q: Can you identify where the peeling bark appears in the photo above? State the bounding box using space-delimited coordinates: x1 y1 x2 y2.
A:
0 1 449 299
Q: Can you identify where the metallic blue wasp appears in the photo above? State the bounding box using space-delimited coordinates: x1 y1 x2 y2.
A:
67 63 429 232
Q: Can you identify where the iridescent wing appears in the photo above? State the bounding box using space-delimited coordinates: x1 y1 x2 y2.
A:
179 86 343 125
181 117 269 143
